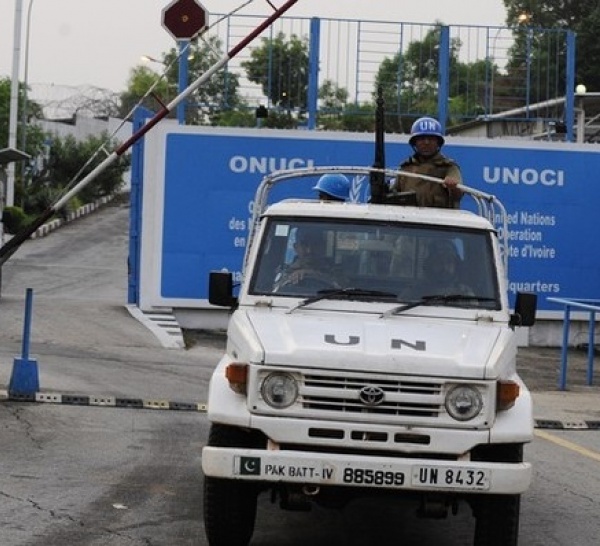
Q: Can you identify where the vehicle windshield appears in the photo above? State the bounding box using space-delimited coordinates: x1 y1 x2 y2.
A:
248 218 500 310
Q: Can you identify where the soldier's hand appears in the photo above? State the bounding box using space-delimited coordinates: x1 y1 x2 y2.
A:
443 177 462 194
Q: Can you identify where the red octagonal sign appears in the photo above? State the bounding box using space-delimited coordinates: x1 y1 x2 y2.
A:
162 0 208 40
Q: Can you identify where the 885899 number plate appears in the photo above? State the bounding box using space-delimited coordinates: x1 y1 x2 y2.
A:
343 467 405 487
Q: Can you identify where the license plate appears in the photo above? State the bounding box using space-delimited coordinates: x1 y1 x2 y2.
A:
234 456 407 488
411 465 490 490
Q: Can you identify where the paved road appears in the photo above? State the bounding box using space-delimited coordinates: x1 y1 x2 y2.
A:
0 200 218 402
0 201 599 545
0 202 217 545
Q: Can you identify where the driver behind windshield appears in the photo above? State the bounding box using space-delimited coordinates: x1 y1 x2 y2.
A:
292 231 324 268
421 240 474 296
274 230 343 291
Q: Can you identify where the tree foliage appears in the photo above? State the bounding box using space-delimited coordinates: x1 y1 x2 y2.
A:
242 32 309 110
317 79 351 130
0 77 46 155
47 133 129 203
373 26 483 132
502 0 600 93
118 66 173 119
119 35 243 124
1 76 51 216
20 133 130 218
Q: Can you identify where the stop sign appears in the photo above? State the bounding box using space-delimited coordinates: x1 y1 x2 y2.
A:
162 0 208 40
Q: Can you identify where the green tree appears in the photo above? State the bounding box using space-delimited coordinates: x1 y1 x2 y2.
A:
212 109 256 128
319 79 348 111
1 76 49 210
0 76 46 154
118 66 173 119
373 25 467 132
502 0 599 97
317 79 349 130
24 133 130 217
576 7 600 90
338 102 377 133
448 58 492 121
242 32 309 111
119 35 243 124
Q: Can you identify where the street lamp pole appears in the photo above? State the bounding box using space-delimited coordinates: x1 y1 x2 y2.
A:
20 0 35 158
7 0 25 208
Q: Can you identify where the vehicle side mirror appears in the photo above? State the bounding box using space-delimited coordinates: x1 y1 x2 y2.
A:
510 292 537 327
209 271 238 308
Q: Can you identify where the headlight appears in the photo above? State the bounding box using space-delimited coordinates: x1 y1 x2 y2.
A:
445 385 483 421
261 373 298 409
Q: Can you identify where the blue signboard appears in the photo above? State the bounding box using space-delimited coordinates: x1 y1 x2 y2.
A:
448 142 599 312
139 127 600 313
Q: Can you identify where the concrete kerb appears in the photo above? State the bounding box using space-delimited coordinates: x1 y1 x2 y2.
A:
29 196 114 240
1 196 116 244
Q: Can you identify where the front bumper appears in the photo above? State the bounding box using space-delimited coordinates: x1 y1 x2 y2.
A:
202 446 532 494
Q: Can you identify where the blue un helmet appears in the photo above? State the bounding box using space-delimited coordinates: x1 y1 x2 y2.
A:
409 117 445 149
312 173 350 201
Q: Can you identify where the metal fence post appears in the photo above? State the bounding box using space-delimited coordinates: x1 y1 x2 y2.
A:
558 303 571 390
587 310 595 385
565 30 577 143
128 106 154 305
177 39 190 124
438 25 450 131
307 17 321 130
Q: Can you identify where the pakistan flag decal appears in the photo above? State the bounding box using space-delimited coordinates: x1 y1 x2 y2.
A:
238 456 261 475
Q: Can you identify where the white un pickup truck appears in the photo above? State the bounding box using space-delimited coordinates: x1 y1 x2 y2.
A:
202 166 537 546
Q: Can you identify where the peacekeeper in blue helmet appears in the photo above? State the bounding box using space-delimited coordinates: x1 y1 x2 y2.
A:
391 117 463 208
313 173 350 202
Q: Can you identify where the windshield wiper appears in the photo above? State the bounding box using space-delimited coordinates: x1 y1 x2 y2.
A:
288 288 397 314
382 294 497 317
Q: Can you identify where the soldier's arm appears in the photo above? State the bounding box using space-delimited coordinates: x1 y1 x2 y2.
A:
443 164 463 202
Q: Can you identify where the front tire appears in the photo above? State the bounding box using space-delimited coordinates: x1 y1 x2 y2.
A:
203 425 262 546
473 494 520 546
471 444 523 546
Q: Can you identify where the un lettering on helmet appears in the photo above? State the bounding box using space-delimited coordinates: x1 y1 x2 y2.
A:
411 117 441 135
420 119 439 132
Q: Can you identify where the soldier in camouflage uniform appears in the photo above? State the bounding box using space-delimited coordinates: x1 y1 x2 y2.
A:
392 117 463 209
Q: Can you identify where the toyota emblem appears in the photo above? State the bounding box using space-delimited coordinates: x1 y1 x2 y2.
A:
359 385 385 406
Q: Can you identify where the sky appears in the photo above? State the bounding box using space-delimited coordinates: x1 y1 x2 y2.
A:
1 0 507 93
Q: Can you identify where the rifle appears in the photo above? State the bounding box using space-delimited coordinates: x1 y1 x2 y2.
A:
369 85 387 204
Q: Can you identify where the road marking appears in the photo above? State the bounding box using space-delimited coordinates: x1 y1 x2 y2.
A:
535 430 600 463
